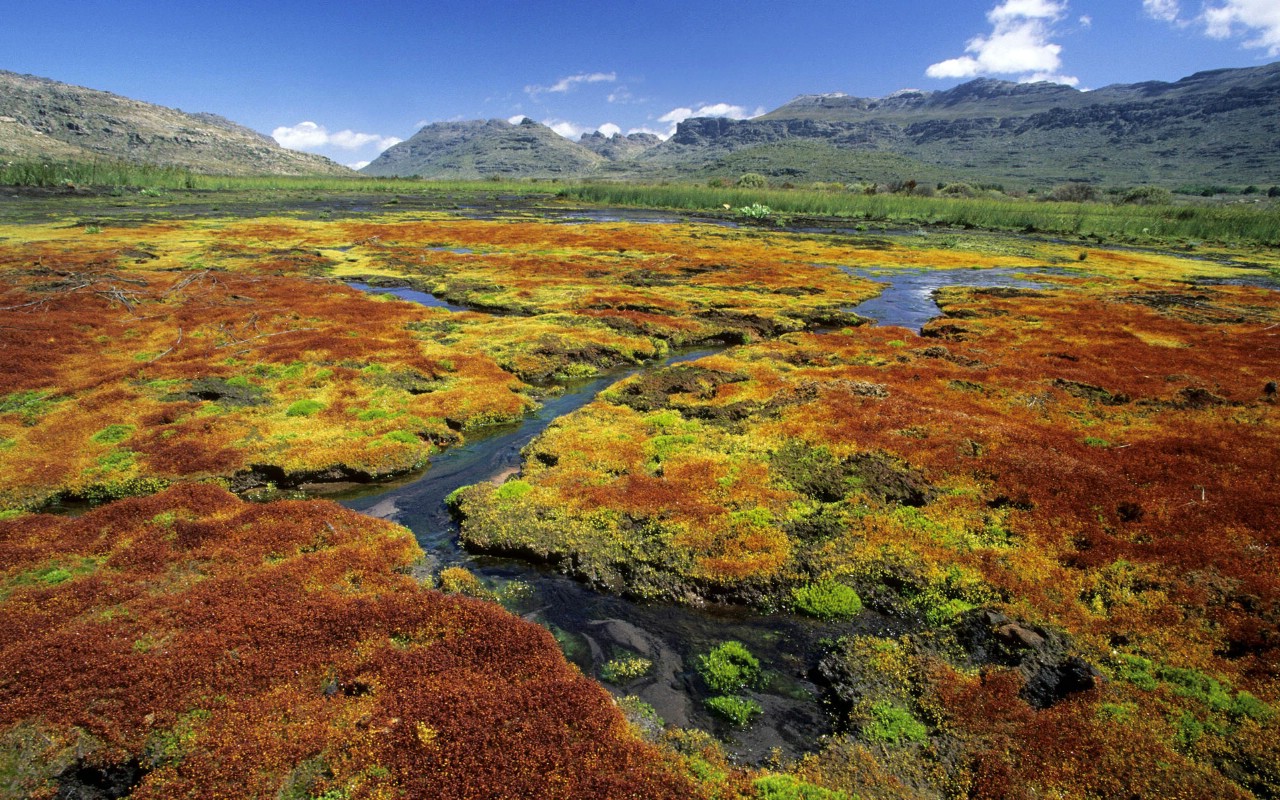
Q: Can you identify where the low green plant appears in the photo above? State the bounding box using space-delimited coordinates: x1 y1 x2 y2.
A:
600 654 654 684
285 399 324 417
863 701 928 745
697 640 763 694
791 580 863 620
0 390 56 425
705 695 763 727
753 774 851 800
90 424 135 445
736 203 773 221
493 479 534 501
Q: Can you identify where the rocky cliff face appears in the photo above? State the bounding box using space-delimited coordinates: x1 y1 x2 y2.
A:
577 131 661 161
0 70 350 175
651 62 1280 187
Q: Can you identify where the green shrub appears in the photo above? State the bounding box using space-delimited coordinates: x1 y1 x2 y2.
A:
792 581 863 620
736 173 768 189
863 701 927 745
285 399 324 417
1121 186 1173 205
705 695 763 727
697 641 762 694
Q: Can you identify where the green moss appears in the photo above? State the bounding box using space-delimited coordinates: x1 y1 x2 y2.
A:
1156 665 1234 713
90 424 135 445
863 701 927 745
1232 690 1275 722
94 448 137 472
792 581 863 620
0 389 56 425
705 695 763 727
753 775 852 800
285 399 325 417
600 654 654 684
1113 654 1158 691
697 641 762 694
380 430 419 446
494 480 534 501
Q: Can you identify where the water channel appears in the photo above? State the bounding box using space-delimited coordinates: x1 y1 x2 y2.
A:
338 264 1045 761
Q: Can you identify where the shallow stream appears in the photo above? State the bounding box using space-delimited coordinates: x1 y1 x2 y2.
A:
338 264 1043 761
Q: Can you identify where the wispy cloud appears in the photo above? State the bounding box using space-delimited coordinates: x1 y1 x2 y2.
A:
1147 1 1280 55
347 160 371 170
272 121 401 152
524 71 617 97
1142 0 1182 23
926 0 1078 86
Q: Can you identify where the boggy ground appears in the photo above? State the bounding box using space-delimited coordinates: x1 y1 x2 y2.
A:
452 240 1280 797
2 198 1279 798
0 211 897 509
0 485 704 799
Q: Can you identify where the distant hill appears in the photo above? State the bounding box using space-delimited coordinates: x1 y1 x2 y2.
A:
0 70 350 176
361 118 605 179
367 61 1280 189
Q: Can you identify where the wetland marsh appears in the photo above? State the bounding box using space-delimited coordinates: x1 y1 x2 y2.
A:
2 187 1278 799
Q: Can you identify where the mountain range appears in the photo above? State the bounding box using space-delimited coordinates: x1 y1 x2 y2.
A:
2 62 1278 189
364 61 1280 189
0 70 349 176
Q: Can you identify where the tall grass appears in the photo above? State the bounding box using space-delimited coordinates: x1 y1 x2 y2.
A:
560 184 1280 246
0 160 548 195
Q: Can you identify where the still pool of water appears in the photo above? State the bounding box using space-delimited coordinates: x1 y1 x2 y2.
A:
842 266 1050 332
347 281 468 312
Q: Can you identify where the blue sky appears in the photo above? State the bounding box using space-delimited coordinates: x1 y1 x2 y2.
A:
2 0 1278 168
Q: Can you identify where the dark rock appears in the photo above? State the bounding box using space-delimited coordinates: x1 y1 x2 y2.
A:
1052 378 1131 406
163 376 268 407
55 758 146 800
956 608 1101 708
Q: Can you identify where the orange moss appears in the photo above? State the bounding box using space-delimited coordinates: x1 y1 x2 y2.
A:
0 486 699 798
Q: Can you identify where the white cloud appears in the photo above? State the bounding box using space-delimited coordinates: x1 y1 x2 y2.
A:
542 119 625 140
926 0 1077 85
607 86 634 103
1146 0 1280 52
525 71 616 96
545 119 588 139
1202 0 1280 54
1143 0 1181 23
651 102 765 138
272 121 401 152
508 114 528 124
347 160 370 170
